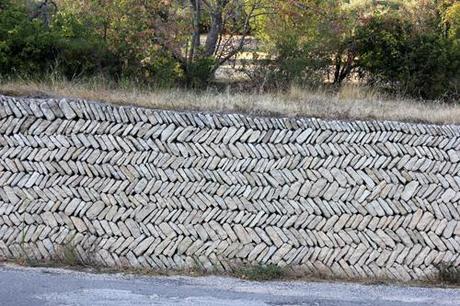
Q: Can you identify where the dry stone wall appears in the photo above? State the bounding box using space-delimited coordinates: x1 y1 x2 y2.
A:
0 95 459 282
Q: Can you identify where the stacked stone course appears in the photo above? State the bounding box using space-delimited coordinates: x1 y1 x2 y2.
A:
0 95 459 281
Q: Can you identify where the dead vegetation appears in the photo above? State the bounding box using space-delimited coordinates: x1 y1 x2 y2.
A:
0 79 459 125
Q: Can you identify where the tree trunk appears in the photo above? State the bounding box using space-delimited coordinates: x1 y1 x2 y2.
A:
333 50 343 85
334 47 356 86
189 0 201 62
205 11 223 56
205 0 229 57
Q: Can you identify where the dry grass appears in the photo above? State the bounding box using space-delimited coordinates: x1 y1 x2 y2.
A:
0 79 458 125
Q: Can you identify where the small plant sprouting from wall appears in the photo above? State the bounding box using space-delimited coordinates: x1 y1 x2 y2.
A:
59 242 80 267
54 234 88 267
236 264 285 281
438 263 460 285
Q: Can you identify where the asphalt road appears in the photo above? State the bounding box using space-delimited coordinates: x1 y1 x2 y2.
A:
1 264 459 306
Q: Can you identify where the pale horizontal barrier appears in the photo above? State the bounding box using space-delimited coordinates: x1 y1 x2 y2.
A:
0 95 459 281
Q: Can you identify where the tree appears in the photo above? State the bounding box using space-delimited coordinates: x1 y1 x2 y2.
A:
141 0 269 86
257 0 406 89
256 0 366 88
55 0 268 87
444 2 460 39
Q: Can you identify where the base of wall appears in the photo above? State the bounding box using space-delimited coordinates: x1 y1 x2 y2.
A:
2 240 442 283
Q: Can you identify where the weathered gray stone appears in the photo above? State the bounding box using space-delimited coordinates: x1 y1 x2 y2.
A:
447 150 459 163
0 95 459 284
441 189 457 203
86 201 105 220
296 128 313 144
309 179 327 198
401 181 419 201
59 99 77 120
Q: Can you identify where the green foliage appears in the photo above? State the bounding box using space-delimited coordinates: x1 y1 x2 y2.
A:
402 35 459 99
444 3 460 39
0 0 458 100
356 14 460 99
253 40 326 90
355 15 411 84
236 264 284 281
255 1 333 89
0 1 120 79
0 1 52 75
255 0 459 100
277 32 327 86
258 0 366 89
52 12 122 78
0 1 192 87
142 49 185 88
438 263 460 285
186 56 216 88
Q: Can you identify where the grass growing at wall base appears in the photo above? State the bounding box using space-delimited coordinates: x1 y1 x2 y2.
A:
5 254 460 288
235 264 285 281
16 239 93 269
438 264 460 285
15 245 80 268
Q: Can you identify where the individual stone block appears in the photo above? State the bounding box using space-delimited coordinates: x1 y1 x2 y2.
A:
85 201 105 220
401 181 419 201
447 150 459 163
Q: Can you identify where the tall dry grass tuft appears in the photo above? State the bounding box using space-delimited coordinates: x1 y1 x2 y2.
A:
0 78 458 124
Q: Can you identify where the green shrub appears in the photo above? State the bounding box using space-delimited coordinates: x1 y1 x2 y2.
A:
50 11 122 79
0 1 121 79
271 39 325 89
438 263 460 285
249 35 328 91
186 56 216 88
236 264 284 281
0 1 53 75
143 49 184 88
355 14 460 100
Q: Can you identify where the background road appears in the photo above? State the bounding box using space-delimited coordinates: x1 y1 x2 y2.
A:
0 264 459 306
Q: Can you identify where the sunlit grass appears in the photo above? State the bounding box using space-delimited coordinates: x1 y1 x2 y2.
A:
0 77 458 125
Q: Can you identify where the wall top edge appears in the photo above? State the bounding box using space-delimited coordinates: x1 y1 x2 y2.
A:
0 95 459 137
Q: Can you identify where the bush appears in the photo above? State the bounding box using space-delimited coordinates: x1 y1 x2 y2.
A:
236 264 284 281
403 35 459 99
438 263 460 285
0 1 121 79
186 56 216 89
141 48 184 88
249 36 327 91
355 14 460 100
54 38 121 79
50 11 122 79
0 1 53 75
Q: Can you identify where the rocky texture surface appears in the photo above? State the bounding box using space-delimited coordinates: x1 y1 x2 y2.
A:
0 95 459 282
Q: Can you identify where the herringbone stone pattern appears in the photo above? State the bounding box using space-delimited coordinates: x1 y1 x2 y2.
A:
0 95 459 281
